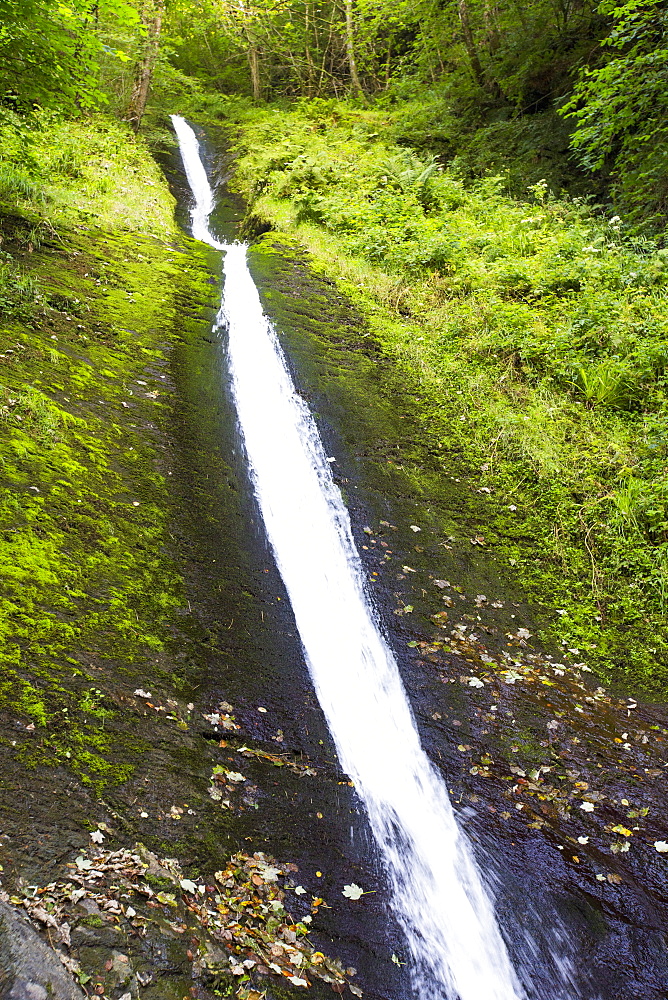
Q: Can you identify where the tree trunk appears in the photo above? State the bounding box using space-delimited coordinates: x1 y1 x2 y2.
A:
304 0 317 96
343 0 364 98
246 36 262 99
457 0 484 88
126 0 164 133
482 1 501 53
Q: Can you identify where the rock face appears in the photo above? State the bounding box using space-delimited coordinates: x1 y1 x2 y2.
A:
0 902 84 1000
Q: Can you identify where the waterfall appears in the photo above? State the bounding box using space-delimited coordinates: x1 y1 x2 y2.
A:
172 113 525 1000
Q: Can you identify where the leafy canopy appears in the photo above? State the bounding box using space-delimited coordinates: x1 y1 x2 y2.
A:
562 0 668 222
0 0 138 111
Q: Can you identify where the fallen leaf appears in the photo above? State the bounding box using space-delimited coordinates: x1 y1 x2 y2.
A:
155 891 177 906
256 863 281 881
342 884 364 900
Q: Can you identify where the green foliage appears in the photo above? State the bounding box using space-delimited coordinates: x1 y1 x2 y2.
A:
0 261 41 316
230 101 668 690
563 0 668 224
0 110 176 234
0 0 138 112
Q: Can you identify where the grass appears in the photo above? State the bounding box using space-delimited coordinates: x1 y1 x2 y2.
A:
0 107 177 234
222 97 668 695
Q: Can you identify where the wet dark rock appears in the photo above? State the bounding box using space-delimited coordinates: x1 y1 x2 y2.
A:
0 901 83 1000
71 920 124 949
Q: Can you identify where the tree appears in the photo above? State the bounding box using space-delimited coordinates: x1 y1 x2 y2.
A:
343 0 364 97
126 0 166 129
457 0 485 87
562 0 668 222
0 0 138 112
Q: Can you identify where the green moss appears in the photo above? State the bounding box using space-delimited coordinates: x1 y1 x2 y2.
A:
0 117 220 791
143 873 179 892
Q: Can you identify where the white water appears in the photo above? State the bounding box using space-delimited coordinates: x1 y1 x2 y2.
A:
172 114 525 1000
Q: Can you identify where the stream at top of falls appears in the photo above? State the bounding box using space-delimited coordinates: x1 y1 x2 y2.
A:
171 113 540 1000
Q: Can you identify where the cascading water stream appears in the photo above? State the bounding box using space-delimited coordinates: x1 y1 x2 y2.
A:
172 114 526 1000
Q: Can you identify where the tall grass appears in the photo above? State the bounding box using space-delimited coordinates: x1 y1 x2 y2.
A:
0 260 41 316
0 109 177 235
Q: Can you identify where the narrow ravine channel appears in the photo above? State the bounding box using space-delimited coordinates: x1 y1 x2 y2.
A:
171 114 526 1000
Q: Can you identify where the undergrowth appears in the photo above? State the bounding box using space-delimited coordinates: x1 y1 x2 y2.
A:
0 108 176 232
226 99 668 694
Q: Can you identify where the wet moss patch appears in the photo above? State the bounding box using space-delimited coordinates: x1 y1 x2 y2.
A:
0 216 219 790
